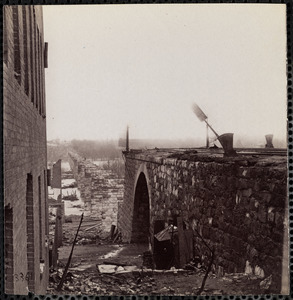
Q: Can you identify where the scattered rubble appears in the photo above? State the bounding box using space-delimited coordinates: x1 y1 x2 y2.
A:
260 275 272 290
63 217 104 245
62 191 79 201
47 238 269 296
62 181 78 189
48 209 275 296
48 261 268 296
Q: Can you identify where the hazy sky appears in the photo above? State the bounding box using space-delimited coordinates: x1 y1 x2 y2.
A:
43 4 287 145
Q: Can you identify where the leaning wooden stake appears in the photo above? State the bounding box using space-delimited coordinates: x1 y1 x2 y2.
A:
196 246 215 295
57 213 84 291
192 227 215 295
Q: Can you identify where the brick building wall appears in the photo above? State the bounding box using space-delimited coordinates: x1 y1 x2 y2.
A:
118 149 288 293
3 5 49 295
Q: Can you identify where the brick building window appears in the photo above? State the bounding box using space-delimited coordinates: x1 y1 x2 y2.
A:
22 6 29 96
38 176 43 260
29 6 34 104
4 205 14 294
26 173 35 292
12 6 21 85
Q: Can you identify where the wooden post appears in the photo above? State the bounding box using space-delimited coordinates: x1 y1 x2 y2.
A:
57 213 84 291
177 217 186 268
52 207 62 270
206 120 209 149
177 217 193 268
110 225 116 240
126 125 129 152
56 206 63 247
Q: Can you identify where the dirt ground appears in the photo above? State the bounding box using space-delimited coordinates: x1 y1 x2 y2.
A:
47 241 267 296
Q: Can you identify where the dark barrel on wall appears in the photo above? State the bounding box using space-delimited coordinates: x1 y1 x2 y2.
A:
218 133 237 157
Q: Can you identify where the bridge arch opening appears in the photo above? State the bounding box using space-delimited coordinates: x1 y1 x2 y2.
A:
131 172 150 243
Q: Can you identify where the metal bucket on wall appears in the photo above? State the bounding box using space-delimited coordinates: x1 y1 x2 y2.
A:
218 133 237 157
265 134 274 148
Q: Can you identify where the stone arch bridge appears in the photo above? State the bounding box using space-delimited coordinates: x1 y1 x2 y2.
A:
118 148 287 293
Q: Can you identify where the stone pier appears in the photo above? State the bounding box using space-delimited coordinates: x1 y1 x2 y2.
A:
119 148 288 293
68 152 124 234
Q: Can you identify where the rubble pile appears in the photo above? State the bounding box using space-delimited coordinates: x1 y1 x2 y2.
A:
47 227 272 296
47 264 268 296
63 217 104 245
48 264 194 295
62 181 77 189
48 268 155 295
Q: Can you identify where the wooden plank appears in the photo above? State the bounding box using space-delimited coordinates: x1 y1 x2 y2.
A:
110 225 116 239
177 217 186 267
184 229 193 262
177 217 194 267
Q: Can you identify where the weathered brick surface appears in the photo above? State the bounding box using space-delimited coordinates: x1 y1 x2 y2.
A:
119 150 287 293
4 5 49 295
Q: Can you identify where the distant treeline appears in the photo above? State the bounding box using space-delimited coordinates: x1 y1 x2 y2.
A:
47 134 286 164
118 138 199 149
71 139 121 160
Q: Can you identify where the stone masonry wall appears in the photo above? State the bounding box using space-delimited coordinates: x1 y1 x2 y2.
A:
119 150 287 293
90 170 124 233
3 6 49 295
68 152 124 233
68 152 93 210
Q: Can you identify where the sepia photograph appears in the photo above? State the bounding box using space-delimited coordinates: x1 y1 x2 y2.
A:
3 3 289 296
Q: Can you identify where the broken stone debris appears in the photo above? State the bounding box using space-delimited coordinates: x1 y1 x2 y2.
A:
48 267 159 295
62 217 104 245
62 181 77 189
260 274 272 290
97 264 117 273
49 217 276 295
151 286 175 295
62 191 79 201
48 262 272 295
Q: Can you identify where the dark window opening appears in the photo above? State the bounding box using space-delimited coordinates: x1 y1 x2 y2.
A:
38 175 43 259
26 173 35 291
4 205 14 293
